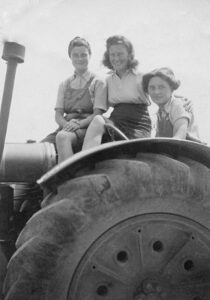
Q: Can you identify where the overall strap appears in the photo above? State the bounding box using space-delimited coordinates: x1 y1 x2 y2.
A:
83 73 95 89
70 74 95 104
63 73 96 114
66 73 95 93
68 73 95 100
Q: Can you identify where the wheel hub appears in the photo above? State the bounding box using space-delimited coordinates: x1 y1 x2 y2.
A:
134 278 168 299
68 214 210 300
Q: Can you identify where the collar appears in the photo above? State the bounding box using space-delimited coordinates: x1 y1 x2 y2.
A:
159 94 174 113
109 68 137 77
73 70 92 81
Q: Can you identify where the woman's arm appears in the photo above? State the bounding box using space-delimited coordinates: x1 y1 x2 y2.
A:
78 108 105 129
173 117 189 139
55 110 82 132
77 77 108 129
55 109 68 128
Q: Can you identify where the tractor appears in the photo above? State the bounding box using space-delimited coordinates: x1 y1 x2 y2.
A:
0 41 210 300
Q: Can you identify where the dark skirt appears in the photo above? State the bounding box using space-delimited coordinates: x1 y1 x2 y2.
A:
105 103 152 139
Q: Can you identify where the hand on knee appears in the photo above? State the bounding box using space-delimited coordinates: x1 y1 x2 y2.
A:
56 130 69 144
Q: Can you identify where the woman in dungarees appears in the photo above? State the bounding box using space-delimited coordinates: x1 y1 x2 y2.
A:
142 67 201 142
43 37 107 163
82 35 152 150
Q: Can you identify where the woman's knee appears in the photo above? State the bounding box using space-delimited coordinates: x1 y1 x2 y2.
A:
56 130 76 144
89 115 105 131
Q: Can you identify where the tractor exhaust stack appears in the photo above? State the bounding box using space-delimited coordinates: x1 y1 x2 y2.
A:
0 42 25 164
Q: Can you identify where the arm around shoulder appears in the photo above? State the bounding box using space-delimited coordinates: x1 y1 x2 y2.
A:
174 94 193 113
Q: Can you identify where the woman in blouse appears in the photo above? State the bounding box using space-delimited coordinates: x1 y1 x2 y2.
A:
82 35 152 150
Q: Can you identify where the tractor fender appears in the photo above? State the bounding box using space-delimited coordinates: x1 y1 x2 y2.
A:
5 137 210 300
38 137 210 192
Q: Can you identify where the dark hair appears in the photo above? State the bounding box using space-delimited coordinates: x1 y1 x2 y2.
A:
68 37 91 57
102 35 139 70
142 67 181 93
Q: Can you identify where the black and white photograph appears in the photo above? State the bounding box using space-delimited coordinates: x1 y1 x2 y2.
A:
0 0 210 299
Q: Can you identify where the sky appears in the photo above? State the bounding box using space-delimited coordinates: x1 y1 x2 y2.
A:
0 0 210 144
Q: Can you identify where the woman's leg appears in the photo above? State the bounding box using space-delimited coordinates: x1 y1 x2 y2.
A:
56 130 77 163
82 115 106 151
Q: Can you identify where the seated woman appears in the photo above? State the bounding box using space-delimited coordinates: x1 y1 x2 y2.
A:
142 67 201 141
82 35 152 150
82 36 193 150
42 37 107 163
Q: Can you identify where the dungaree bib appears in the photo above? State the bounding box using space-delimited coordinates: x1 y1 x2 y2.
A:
156 108 203 143
63 75 94 116
156 108 173 137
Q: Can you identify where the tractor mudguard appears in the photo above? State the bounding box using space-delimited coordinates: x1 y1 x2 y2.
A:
3 138 210 300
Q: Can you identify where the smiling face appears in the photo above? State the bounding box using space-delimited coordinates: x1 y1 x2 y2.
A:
70 46 90 74
108 44 130 75
148 76 173 107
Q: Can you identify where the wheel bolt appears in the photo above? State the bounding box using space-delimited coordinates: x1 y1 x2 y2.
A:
160 291 167 299
134 292 146 300
145 283 153 292
142 280 156 293
155 285 162 293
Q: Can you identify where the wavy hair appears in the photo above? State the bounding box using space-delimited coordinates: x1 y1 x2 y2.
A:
102 35 139 70
142 67 181 93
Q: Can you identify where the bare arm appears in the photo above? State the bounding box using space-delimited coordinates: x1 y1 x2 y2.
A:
55 108 105 132
78 108 105 129
173 117 189 139
55 110 82 132
77 77 107 129
55 109 67 128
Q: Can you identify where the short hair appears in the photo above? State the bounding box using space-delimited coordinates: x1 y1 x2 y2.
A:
102 35 139 70
68 37 91 57
142 67 181 93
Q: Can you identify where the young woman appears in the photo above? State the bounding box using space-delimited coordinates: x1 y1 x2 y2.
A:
82 35 152 150
142 67 200 141
42 37 107 162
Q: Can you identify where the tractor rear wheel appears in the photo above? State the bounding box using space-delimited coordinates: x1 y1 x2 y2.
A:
3 153 210 300
0 246 7 300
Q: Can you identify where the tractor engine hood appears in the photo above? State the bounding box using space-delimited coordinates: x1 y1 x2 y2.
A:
0 142 56 183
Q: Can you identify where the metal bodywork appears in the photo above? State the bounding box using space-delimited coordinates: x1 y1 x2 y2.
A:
38 137 210 191
1 41 210 299
0 142 56 183
0 42 25 164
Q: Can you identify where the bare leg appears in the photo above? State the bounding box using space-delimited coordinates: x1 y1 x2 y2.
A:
82 115 106 151
56 130 77 163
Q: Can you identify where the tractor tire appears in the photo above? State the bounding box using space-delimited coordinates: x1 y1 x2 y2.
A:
0 246 7 300
3 153 210 300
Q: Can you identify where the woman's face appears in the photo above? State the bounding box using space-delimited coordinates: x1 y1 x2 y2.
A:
108 44 130 74
148 76 173 106
70 46 90 73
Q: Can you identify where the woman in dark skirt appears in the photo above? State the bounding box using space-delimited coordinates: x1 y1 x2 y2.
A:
82 35 152 150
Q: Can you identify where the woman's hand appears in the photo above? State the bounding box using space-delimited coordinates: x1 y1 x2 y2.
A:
63 119 80 132
175 95 193 113
183 97 193 113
